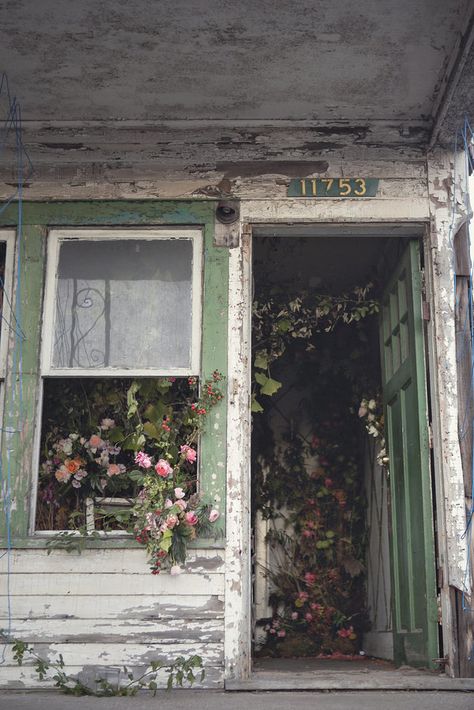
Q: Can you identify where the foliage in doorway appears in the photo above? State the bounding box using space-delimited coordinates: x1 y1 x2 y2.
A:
252 284 379 412
37 373 223 572
252 284 382 657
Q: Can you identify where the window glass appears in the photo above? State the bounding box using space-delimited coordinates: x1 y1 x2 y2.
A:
52 239 194 370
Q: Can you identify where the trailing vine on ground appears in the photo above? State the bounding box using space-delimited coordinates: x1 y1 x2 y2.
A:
11 639 204 695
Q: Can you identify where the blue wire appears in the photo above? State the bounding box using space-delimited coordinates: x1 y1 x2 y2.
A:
0 77 27 665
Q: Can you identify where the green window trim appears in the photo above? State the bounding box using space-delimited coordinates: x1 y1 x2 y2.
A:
0 201 229 547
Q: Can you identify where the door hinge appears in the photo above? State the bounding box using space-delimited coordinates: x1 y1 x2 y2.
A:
432 656 449 669
437 593 443 624
422 301 431 321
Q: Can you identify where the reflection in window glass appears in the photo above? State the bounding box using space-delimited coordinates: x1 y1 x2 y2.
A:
53 239 193 370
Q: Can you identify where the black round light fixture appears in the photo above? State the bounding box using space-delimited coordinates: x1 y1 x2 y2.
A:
216 200 239 225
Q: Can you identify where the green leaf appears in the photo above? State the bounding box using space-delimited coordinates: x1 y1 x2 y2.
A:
121 432 146 451
107 427 124 443
260 377 282 396
143 422 160 440
251 394 264 413
159 530 173 553
254 372 268 386
127 469 145 482
254 352 268 370
277 318 291 333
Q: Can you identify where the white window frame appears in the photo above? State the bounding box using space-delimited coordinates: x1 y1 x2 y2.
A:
41 228 203 377
0 229 16 380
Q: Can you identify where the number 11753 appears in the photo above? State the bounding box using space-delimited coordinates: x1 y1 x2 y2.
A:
287 178 379 198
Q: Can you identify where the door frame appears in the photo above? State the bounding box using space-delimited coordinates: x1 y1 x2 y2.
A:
224 218 465 681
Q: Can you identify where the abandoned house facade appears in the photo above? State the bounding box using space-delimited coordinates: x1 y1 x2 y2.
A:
0 0 474 690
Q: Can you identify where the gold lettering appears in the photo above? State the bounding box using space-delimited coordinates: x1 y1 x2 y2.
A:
311 179 317 196
354 178 367 196
300 179 307 196
321 178 334 194
338 178 351 196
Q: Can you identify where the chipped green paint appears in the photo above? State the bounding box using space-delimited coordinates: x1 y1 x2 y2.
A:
1 225 46 539
0 202 229 547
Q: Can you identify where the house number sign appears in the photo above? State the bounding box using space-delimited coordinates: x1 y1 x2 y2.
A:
287 178 379 198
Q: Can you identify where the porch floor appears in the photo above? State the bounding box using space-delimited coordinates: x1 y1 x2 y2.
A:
225 657 474 691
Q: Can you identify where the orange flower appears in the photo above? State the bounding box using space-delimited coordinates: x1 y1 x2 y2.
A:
65 458 81 473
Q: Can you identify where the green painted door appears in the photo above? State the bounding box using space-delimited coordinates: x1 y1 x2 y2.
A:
380 240 438 668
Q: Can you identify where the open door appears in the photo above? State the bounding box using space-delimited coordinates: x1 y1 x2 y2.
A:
380 240 439 668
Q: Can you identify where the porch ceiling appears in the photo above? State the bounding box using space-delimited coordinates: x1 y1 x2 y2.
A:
0 0 473 147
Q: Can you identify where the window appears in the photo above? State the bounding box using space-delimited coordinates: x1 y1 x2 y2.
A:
35 228 204 532
42 229 203 376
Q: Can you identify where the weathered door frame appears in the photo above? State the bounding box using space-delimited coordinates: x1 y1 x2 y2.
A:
225 214 467 682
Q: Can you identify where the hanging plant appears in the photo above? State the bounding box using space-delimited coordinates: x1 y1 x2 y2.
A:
37 372 224 573
127 372 224 574
252 285 379 412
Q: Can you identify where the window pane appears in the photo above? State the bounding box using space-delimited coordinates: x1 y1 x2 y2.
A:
52 239 194 370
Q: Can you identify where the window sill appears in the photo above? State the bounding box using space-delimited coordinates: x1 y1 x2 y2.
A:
0 535 226 550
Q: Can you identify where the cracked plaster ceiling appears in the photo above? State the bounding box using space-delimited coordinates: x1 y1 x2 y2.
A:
0 0 472 128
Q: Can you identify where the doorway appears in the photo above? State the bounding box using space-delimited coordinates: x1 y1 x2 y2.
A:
250 233 439 673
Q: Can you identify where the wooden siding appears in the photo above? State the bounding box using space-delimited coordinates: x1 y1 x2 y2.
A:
0 549 225 689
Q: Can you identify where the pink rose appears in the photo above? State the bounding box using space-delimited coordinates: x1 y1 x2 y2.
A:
55 466 71 483
135 451 152 469
170 565 182 576
291 612 298 620
89 434 104 450
166 514 179 529
324 478 333 488
305 613 313 622
277 630 286 638
176 499 187 511
185 511 198 525
209 509 220 523
155 459 172 478
174 487 185 499
180 445 197 463
107 463 121 477
164 498 173 509
304 572 317 586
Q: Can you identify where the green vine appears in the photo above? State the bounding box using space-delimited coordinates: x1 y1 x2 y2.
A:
252 284 379 411
11 639 204 695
